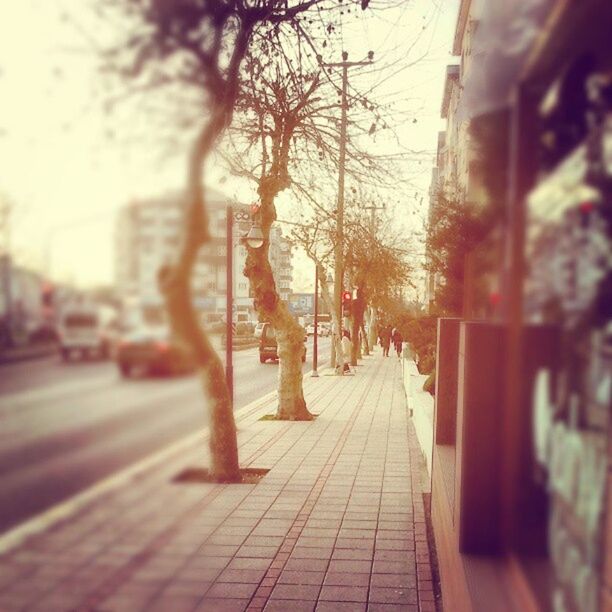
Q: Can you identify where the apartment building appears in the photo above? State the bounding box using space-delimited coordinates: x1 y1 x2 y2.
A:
115 190 293 322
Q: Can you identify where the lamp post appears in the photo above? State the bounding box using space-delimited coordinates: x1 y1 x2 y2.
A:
225 207 264 406
327 272 335 367
226 205 234 407
312 265 319 377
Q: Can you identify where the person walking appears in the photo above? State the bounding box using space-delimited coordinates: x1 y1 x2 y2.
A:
341 329 352 373
381 324 392 357
392 327 404 359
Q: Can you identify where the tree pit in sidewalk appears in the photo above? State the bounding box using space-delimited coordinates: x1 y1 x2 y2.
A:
258 413 318 422
172 467 269 485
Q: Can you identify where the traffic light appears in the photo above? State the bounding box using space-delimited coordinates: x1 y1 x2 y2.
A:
342 290 352 318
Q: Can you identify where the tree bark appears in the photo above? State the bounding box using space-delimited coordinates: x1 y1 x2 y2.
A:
159 111 240 482
350 289 365 366
244 185 313 420
361 322 370 355
315 262 344 374
368 307 378 349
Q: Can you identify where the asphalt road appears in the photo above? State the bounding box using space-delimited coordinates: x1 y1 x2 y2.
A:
0 336 332 534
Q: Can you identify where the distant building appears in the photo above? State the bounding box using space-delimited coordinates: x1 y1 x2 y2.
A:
269 225 293 304
426 0 486 309
115 191 293 322
288 293 315 316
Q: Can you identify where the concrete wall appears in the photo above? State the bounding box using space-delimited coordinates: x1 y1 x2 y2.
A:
402 351 434 478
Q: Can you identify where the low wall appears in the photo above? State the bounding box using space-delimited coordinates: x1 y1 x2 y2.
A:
402 351 434 478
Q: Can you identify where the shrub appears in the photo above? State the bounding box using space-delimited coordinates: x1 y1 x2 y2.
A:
423 371 435 395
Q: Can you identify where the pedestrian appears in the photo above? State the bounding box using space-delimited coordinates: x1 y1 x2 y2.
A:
381 324 392 357
341 329 352 373
392 327 403 358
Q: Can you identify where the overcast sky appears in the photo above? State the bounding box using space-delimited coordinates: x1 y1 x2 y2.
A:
0 0 459 293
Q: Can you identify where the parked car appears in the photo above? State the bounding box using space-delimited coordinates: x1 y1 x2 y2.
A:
319 322 332 337
58 304 118 361
254 322 266 338
116 327 194 377
305 322 331 337
259 323 306 364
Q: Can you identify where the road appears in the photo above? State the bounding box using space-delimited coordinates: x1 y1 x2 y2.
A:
0 336 332 534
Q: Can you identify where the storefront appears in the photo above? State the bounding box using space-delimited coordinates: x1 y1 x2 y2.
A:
430 2 611 610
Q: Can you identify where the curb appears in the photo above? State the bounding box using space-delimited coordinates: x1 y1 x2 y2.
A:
0 344 57 366
0 385 279 555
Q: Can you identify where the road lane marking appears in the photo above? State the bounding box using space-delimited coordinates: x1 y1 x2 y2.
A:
0 351 332 553
0 386 278 554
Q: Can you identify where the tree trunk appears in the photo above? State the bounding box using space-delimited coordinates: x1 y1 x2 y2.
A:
368 307 378 349
244 185 313 420
361 322 370 356
350 289 365 366
316 262 344 375
160 113 240 483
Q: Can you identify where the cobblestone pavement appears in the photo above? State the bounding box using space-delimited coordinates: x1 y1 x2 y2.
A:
0 353 435 611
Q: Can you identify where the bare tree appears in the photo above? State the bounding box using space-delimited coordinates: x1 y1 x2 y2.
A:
100 0 374 480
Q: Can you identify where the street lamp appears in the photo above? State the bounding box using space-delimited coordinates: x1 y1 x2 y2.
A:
245 223 264 249
226 206 264 406
327 272 335 367
312 265 319 378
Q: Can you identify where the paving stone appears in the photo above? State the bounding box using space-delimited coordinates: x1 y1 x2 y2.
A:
319 585 368 602
316 602 366 612
3 357 433 612
323 572 371 587
270 583 321 600
196 597 249 611
264 600 315 612
368 586 418 605
207 582 258 599
277 571 325 586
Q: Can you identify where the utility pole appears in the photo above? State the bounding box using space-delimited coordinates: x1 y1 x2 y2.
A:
324 51 373 371
226 205 234 406
312 264 319 377
364 203 385 232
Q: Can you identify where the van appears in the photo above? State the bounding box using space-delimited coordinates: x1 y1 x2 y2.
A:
259 323 307 364
58 303 117 361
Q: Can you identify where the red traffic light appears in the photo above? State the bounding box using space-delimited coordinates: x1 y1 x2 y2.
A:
342 291 352 303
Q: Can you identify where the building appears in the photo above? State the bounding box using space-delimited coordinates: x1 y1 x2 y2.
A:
426 2 489 310
115 190 293 323
269 226 292 304
421 1 612 611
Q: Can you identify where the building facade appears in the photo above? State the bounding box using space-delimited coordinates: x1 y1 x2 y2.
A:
115 191 293 323
426 2 612 611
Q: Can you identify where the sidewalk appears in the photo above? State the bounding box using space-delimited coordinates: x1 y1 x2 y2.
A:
0 353 436 612
0 342 57 365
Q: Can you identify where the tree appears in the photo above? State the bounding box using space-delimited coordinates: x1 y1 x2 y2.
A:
425 190 493 316
343 199 412 364
220 22 394 387
218 40 327 420
291 218 346 373
292 197 411 368
101 0 375 481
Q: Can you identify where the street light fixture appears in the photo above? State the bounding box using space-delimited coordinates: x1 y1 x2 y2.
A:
312 265 319 378
226 209 265 406
245 223 264 249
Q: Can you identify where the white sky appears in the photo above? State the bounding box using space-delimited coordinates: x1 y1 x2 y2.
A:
0 0 459 294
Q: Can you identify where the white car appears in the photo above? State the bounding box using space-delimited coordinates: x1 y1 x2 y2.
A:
254 322 266 338
58 304 117 361
319 322 332 337
305 324 316 336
